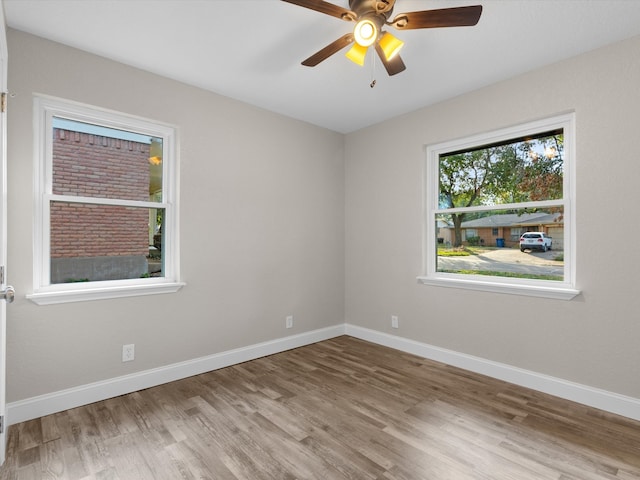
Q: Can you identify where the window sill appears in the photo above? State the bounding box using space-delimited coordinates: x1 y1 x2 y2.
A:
26 281 185 305
417 276 580 300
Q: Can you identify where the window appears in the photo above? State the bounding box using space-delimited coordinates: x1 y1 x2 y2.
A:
510 227 525 242
420 114 579 300
28 95 183 304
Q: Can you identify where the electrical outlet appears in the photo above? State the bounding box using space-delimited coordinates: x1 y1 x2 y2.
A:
286 315 294 329
122 344 135 362
391 315 399 329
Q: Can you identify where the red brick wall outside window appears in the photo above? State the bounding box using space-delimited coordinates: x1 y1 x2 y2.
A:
50 128 152 282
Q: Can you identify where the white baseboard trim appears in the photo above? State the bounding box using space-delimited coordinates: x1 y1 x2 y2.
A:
6 324 347 426
345 324 640 422
8 324 640 426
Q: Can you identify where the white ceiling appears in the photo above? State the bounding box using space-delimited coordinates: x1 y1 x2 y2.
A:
5 0 640 133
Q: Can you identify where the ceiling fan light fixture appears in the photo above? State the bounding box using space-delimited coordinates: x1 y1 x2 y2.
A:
378 32 404 61
345 42 368 66
282 0 483 77
353 18 378 47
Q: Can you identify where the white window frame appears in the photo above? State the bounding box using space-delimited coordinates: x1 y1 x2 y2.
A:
27 95 184 305
419 113 580 300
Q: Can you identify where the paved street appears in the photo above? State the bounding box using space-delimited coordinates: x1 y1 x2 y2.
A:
437 248 564 276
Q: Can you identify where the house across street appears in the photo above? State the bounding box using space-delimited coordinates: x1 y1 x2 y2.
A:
438 212 564 250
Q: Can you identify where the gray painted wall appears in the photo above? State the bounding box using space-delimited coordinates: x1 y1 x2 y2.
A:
6 27 640 407
6 29 345 402
345 34 640 398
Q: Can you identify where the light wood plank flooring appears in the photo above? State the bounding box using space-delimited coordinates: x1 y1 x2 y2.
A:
1 336 639 479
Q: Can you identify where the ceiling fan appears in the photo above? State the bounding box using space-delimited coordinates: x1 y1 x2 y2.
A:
282 0 482 76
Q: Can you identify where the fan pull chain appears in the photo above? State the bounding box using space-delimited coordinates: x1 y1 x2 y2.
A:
370 50 377 88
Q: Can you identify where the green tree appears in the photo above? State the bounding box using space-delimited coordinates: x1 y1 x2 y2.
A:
439 146 507 246
439 133 563 247
518 134 564 202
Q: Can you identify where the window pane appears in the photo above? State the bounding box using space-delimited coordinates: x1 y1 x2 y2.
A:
50 201 164 283
439 130 563 208
436 207 564 281
52 117 163 202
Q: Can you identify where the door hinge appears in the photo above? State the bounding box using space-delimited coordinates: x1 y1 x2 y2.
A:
0 266 4 285
0 92 6 113
0 416 4 434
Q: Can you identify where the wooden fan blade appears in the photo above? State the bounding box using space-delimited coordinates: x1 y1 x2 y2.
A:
375 43 406 76
281 0 356 21
391 5 482 30
302 33 354 67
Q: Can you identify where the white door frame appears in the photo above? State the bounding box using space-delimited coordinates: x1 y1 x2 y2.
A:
0 0 9 465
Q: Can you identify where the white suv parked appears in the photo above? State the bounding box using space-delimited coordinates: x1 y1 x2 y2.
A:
519 232 552 252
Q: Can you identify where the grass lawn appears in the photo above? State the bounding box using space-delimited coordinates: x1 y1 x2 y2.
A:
437 246 494 257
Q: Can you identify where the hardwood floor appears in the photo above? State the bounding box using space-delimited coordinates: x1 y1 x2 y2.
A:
1 336 639 479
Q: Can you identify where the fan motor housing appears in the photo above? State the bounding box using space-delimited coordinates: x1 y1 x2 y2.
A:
349 0 395 20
